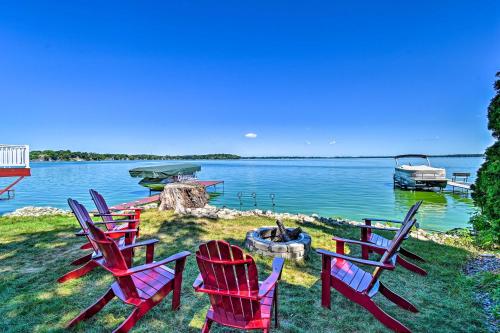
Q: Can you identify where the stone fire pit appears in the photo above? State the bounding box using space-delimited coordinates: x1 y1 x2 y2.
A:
245 221 312 260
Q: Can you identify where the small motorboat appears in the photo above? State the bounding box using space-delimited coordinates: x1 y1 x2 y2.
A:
393 154 447 190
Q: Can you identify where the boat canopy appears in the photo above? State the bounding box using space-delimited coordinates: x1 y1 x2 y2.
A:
394 154 430 166
129 164 201 178
394 154 429 159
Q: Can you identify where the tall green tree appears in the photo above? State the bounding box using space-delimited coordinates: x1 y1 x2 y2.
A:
471 72 500 247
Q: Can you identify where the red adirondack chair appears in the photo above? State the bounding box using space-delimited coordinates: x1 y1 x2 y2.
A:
193 240 285 333
354 200 426 276
90 189 141 242
67 220 190 333
58 198 142 283
317 218 419 333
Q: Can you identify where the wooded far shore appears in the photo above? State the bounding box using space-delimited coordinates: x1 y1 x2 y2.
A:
30 150 484 161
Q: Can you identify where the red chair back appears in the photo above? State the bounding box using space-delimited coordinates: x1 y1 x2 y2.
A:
370 218 418 285
89 189 116 229
401 200 423 227
67 198 100 253
195 240 261 323
85 221 140 300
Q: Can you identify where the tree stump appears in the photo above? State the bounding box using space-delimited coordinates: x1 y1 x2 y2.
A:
158 182 209 213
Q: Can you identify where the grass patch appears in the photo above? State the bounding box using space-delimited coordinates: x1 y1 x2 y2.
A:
0 211 491 332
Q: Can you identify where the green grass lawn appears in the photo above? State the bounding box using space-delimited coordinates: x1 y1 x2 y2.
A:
0 211 490 332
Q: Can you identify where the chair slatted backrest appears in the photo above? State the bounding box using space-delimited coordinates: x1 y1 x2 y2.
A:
196 240 261 323
89 189 116 229
368 218 418 291
85 221 140 300
67 198 100 253
401 200 423 227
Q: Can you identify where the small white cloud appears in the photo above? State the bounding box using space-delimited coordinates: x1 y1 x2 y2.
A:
329 140 337 145
244 133 257 139
305 140 311 145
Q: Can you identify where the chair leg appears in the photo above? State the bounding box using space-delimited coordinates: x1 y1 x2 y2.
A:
58 260 98 283
400 247 426 262
67 288 115 328
362 298 412 333
171 274 183 310
274 285 279 328
379 282 418 313
397 256 427 276
201 318 213 333
113 304 149 333
321 255 332 309
321 274 331 309
71 253 93 266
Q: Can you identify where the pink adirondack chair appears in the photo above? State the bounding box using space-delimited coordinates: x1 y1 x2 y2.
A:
317 218 419 333
90 189 141 242
353 200 426 276
58 198 142 283
193 240 285 332
67 220 190 333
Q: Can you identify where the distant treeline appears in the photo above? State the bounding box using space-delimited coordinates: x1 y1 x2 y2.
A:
30 150 483 161
244 154 484 159
30 150 241 161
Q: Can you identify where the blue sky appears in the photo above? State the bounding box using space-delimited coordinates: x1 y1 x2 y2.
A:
1 1 499 156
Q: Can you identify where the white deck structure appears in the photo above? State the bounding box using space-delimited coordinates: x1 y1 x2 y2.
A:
0 144 30 168
0 144 31 197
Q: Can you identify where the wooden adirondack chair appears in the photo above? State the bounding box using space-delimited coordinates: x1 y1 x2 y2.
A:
58 198 143 283
67 220 190 333
90 189 141 243
193 240 285 333
317 218 419 333
354 200 426 276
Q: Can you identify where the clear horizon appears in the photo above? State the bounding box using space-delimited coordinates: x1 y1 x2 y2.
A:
1 1 499 156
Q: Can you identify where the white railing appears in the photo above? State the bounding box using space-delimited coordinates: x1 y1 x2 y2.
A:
412 171 446 180
0 144 30 168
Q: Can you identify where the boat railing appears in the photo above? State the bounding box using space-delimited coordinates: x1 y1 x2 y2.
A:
0 144 30 168
412 171 445 180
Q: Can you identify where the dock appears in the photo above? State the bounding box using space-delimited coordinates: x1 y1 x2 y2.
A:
447 172 472 193
447 180 472 190
111 180 224 210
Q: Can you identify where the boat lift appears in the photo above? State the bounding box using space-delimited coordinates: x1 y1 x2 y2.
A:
0 144 31 199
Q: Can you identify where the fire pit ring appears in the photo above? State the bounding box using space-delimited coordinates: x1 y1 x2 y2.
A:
245 226 312 260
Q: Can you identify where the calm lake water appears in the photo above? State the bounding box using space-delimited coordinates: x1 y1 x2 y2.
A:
0 158 483 231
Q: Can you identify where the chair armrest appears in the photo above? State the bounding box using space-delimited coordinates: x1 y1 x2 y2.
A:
104 228 138 235
316 248 395 269
193 273 203 289
91 221 117 225
117 251 191 276
258 257 285 297
75 230 87 236
120 238 159 251
94 213 136 217
333 236 387 251
110 207 144 212
355 224 400 232
363 218 403 224
104 219 140 224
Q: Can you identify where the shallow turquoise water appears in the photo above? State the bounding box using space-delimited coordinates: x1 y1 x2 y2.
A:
0 158 482 231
